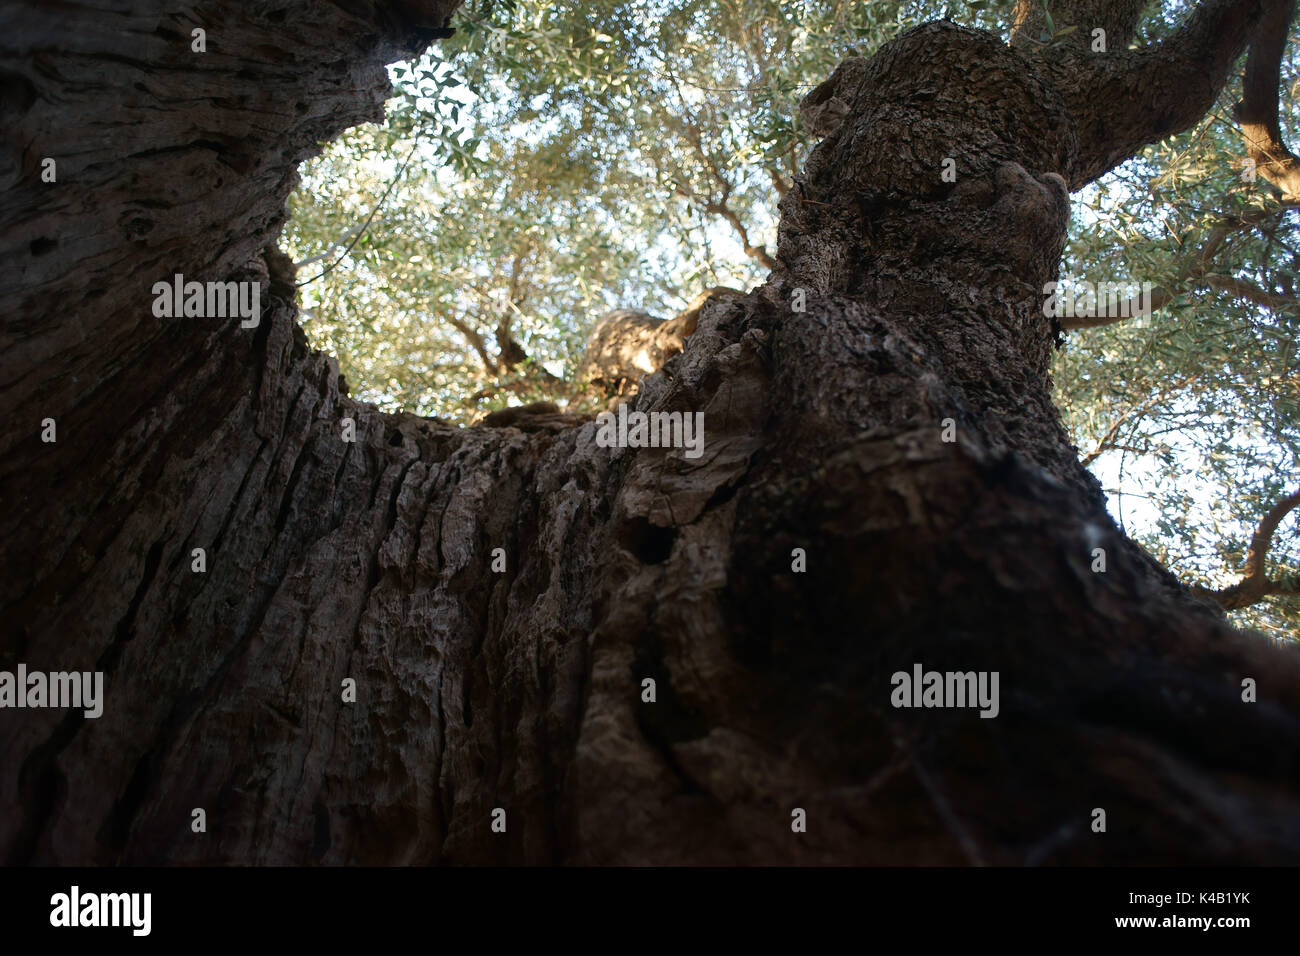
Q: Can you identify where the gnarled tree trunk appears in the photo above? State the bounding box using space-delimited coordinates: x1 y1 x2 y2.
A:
2 0 1298 865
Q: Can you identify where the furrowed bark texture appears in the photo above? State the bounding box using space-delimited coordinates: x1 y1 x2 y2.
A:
2 5 1299 865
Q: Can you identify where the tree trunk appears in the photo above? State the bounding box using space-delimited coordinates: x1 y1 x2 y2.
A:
3 1 1299 866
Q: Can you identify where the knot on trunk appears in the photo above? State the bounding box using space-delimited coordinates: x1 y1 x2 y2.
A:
794 22 1077 206
778 22 1078 291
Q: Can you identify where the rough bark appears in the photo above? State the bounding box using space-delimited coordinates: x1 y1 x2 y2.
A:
1011 0 1149 49
2 2 1300 867
1013 0 1290 188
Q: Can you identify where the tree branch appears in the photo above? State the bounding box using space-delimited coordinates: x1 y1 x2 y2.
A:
1060 207 1299 329
768 166 792 198
1022 0 1287 189
1204 271 1300 311
1079 373 1197 465
1010 0 1148 52
1060 272 1300 329
667 88 779 271
444 312 498 373
297 138 421 286
703 198 778 270
495 252 529 370
292 217 393 270
1234 0 1300 201
1200 487 1300 610
1060 286 1174 330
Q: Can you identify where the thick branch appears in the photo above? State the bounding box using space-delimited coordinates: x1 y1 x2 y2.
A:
768 166 792 198
1202 488 1300 609
1010 0 1148 51
1060 286 1173 330
495 252 529 370
1235 0 1300 201
1204 271 1299 310
1061 208 1299 329
1059 273 1299 329
1031 0 1285 188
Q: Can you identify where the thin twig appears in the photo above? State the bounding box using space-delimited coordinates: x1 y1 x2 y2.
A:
296 137 423 287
